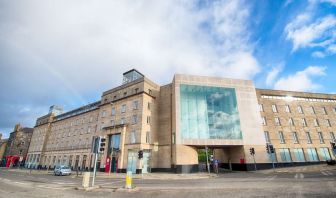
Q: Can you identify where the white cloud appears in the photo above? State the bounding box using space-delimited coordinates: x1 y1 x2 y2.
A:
312 51 326 58
265 64 284 86
274 66 326 91
0 0 260 133
285 15 336 51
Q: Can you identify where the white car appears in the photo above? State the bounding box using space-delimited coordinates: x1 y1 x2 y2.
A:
54 165 71 176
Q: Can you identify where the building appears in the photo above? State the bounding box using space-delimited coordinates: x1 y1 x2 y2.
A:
257 89 336 165
4 124 33 167
0 133 8 166
26 69 336 173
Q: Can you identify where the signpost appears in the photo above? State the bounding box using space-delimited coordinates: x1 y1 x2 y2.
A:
91 136 106 187
205 146 210 175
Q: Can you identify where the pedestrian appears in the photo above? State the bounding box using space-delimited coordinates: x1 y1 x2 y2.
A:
214 159 219 174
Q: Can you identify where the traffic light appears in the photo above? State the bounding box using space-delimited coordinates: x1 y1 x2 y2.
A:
266 144 270 153
269 144 275 153
138 150 143 159
99 137 106 153
331 142 336 149
249 147 255 155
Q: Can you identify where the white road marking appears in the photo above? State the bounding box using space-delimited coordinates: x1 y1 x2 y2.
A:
325 171 333 176
321 171 328 176
299 173 304 179
294 173 298 179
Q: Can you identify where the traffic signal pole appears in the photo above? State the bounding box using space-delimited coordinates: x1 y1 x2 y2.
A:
92 153 98 187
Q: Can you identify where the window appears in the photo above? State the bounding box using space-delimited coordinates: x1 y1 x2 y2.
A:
279 131 285 143
330 132 336 142
148 89 152 95
289 118 294 126
134 88 139 94
326 119 331 127
262 117 267 126
310 106 315 114
132 115 138 124
297 105 303 114
306 148 319 161
133 101 139 110
124 92 127 97
111 107 116 116
292 132 299 143
259 104 264 112
147 102 151 110
130 130 136 144
101 111 106 117
322 107 327 115
121 104 127 113
264 131 270 143
272 104 278 113
318 132 324 143
120 117 126 125
147 116 151 124
172 133 176 144
306 132 312 143
146 131 150 143
275 117 281 126
301 118 307 127
314 119 319 127
293 148 305 162
320 148 331 161
285 105 291 113
279 148 292 162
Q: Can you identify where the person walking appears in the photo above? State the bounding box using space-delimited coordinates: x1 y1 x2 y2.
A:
214 159 219 174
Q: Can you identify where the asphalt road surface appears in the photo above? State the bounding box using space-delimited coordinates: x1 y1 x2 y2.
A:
0 166 335 198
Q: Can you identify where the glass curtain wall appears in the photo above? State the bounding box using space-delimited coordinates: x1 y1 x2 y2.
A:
319 148 331 161
307 148 319 161
293 148 305 162
180 84 242 139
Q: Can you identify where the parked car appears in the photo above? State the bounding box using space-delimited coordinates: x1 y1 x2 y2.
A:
54 165 71 176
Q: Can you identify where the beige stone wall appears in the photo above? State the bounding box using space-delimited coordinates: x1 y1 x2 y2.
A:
98 78 161 170
157 84 173 168
257 89 336 162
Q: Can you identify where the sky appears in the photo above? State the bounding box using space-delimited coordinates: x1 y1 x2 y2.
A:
0 0 335 138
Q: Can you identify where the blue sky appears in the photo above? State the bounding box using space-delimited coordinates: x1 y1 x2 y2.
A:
0 0 335 138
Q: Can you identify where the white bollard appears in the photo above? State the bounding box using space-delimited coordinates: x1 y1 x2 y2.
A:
82 172 90 188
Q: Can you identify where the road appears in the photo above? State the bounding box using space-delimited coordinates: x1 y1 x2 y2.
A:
0 165 335 198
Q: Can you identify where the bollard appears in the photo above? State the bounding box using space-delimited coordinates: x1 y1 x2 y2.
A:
82 172 90 188
125 171 132 189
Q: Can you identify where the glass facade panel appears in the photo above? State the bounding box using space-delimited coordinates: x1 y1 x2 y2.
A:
320 148 331 161
279 148 292 162
293 148 305 162
307 148 319 161
180 84 242 139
